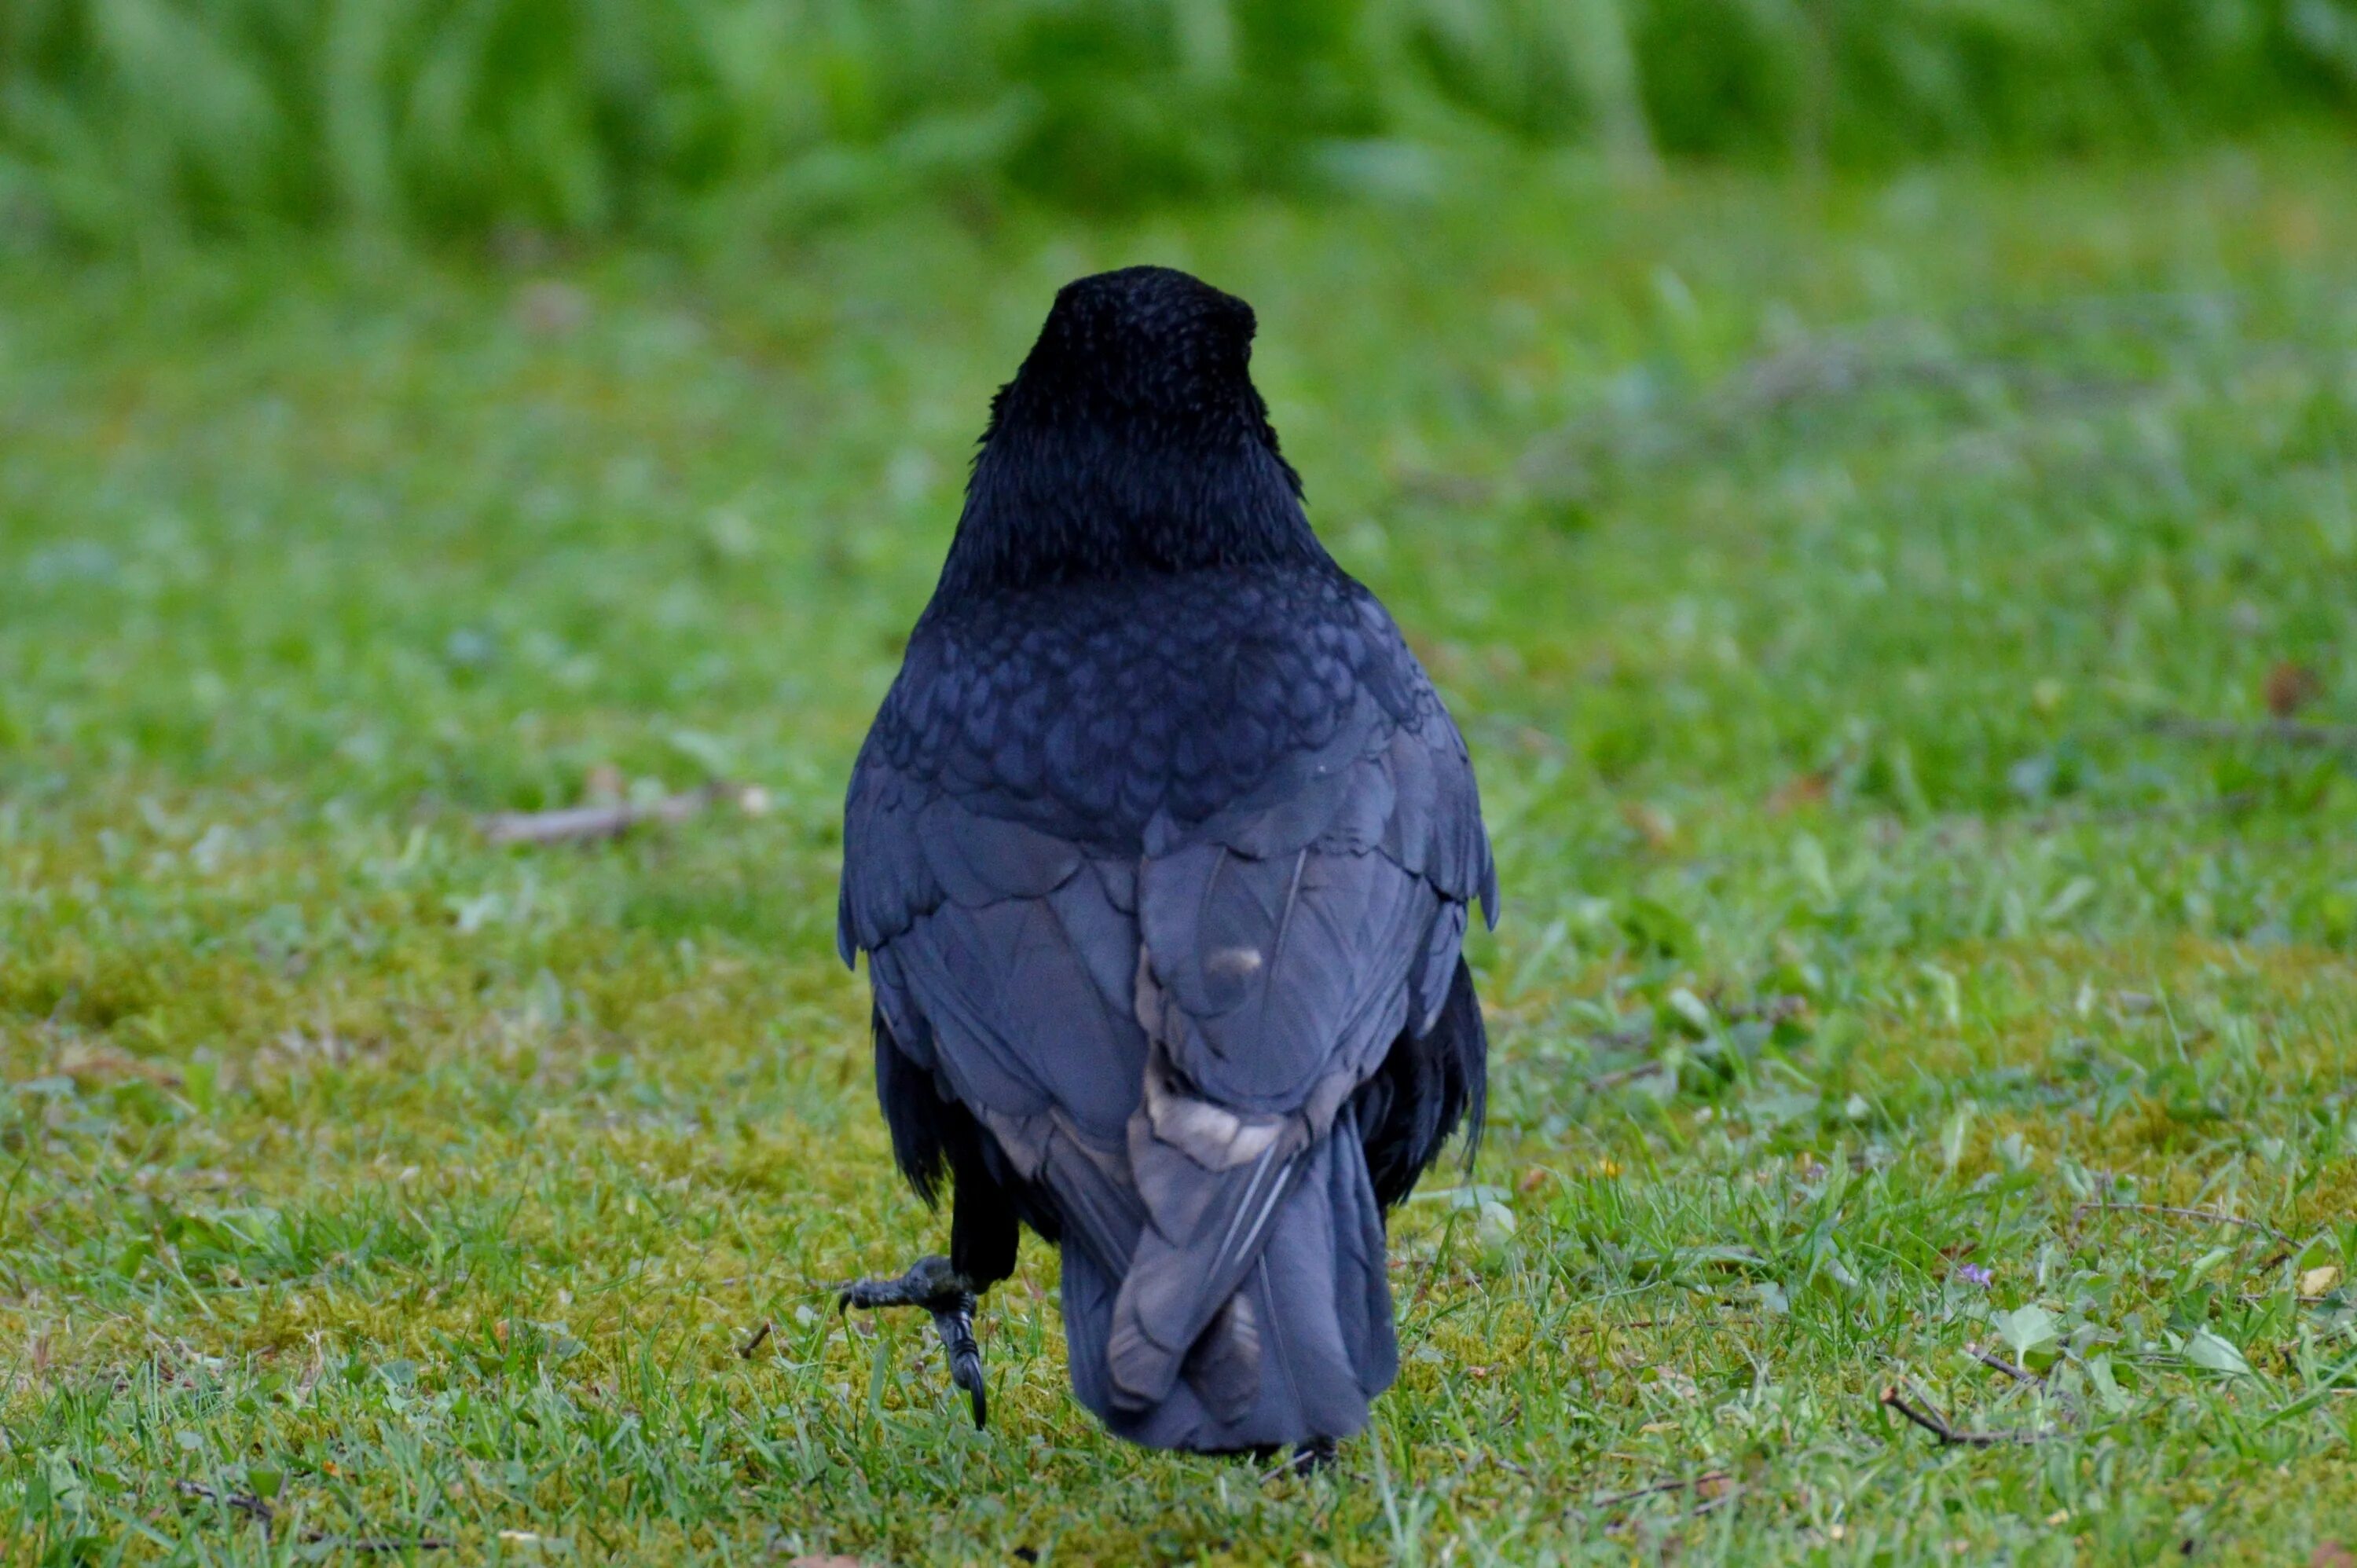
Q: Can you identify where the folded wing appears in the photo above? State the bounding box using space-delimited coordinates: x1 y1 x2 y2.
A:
840 606 1494 1442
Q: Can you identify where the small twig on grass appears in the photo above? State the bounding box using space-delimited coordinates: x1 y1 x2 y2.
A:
2071 1201 2294 1247
478 781 737 847
178 1476 450 1552
1584 1061 1673 1094
1965 1343 2044 1387
1879 1386 2047 1446
738 1320 773 1358
1589 1471 1734 1509
1962 1344 2091 1422
2144 716 2357 750
1466 1450 1534 1481
175 1479 273 1532
1688 1486 1743 1521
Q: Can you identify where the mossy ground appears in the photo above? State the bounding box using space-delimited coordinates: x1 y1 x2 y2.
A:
5 145 2357 1563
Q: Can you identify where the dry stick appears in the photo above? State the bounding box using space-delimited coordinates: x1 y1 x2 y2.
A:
737 1320 773 1359
178 1480 450 1552
175 1479 274 1530
1879 1387 2047 1447
1589 1471 1734 1509
1688 1487 1743 1522
2071 1201 2295 1247
1965 1343 2044 1387
478 782 735 848
1963 1344 2091 1423
1585 1061 1673 1094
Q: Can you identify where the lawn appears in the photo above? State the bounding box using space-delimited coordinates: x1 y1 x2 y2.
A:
5 143 2357 1564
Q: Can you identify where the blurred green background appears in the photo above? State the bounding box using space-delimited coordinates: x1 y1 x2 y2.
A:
9 5 2357 1564
6 0 2357 247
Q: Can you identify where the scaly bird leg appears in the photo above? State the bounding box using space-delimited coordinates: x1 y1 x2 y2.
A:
834 1254 988 1429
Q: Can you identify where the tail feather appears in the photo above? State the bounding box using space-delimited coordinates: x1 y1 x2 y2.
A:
1180 1289 1263 1423
1060 1109 1395 1452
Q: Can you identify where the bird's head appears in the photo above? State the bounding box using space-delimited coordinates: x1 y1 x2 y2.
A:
998 266 1266 436
934 266 1322 600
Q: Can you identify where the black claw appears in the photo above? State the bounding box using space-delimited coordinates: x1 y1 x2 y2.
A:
832 1255 990 1430
933 1295 988 1429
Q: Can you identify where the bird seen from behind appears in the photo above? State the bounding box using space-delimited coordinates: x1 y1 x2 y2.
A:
834 265 1496 1460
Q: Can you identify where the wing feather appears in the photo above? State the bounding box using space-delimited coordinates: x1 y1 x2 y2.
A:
839 577 1495 1426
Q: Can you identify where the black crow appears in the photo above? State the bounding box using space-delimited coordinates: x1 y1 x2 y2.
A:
834 266 1495 1457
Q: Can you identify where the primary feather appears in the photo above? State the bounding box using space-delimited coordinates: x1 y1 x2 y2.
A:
839 266 1495 1452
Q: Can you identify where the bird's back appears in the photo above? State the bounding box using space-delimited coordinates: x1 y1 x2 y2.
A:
852 563 1428 853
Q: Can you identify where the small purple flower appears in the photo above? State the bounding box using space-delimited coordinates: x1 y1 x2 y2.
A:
1954 1263 1993 1288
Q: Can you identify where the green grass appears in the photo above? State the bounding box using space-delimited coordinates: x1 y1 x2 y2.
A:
6 142 2357 1563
